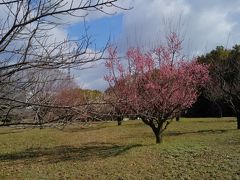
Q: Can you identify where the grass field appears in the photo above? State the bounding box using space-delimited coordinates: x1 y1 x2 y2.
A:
0 118 239 179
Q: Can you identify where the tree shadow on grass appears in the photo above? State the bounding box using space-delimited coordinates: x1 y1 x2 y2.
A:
0 128 32 135
0 143 142 164
61 122 114 133
0 131 23 135
166 129 233 136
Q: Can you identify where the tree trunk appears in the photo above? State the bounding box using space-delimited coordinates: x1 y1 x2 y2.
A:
175 110 181 122
154 131 162 143
117 120 122 126
38 114 43 129
141 118 164 144
216 103 222 118
152 126 163 144
176 115 180 122
117 116 122 126
35 112 43 129
237 112 240 130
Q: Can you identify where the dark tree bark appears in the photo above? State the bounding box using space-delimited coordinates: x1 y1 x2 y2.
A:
117 116 122 126
154 129 162 144
150 122 163 144
141 118 165 144
176 115 180 122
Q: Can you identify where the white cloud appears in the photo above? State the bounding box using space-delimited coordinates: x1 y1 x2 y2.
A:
76 0 240 90
118 0 240 55
3 0 240 91
74 60 108 90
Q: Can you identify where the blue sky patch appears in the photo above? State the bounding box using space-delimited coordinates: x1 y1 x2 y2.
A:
67 14 123 50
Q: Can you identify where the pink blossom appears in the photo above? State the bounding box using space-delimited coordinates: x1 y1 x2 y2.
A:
105 43 209 121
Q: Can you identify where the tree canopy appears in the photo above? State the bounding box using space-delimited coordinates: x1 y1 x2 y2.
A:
197 45 240 129
105 33 209 143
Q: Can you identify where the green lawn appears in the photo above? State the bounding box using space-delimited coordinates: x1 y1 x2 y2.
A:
0 118 239 179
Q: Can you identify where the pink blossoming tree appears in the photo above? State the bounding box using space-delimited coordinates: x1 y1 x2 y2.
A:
105 33 210 143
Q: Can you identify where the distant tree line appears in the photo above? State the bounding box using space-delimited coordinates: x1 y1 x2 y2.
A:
185 95 234 118
186 45 240 128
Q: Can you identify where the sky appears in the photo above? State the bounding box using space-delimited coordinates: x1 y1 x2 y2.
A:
67 0 240 90
47 0 240 90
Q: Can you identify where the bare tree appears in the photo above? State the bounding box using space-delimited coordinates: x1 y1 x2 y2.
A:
0 0 126 127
